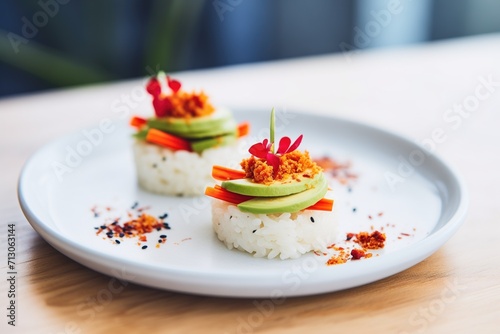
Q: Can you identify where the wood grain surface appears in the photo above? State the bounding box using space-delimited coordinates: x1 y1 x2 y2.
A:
1 34 499 333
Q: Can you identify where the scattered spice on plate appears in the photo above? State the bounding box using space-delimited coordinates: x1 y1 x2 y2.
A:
326 230 385 266
314 156 357 185
353 231 386 249
92 202 171 249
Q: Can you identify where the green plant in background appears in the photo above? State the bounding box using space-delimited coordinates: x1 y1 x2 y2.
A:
0 0 205 89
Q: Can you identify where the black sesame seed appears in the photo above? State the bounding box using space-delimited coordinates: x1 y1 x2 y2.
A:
160 234 167 238
347 187 352 193
310 217 315 223
252 230 257 233
142 245 148 249
163 223 171 229
158 239 162 243
156 227 161 231
119 233 125 238
230 215 233 219
131 201 139 209
352 208 357 212
94 227 99 230
159 213 169 219
111 221 118 225
115 240 121 244
100 225 106 229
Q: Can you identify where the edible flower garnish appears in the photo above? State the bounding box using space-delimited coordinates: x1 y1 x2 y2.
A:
146 72 214 118
248 108 303 173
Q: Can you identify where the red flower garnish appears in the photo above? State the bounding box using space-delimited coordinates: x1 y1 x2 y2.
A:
248 139 272 159
277 135 303 155
146 77 161 96
167 76 181 93
248 135 303 174
146 75 183 117
152 97 172 118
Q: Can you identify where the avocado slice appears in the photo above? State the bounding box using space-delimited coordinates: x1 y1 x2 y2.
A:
222 172 324 197
190 133 237 153
147 108 232 134
237 176 328 214
166 118 237 139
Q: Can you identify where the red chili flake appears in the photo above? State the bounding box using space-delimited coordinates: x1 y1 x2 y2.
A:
326 254 348 265
353 231 386 249
136 206 151 213
314 156 357 184
346 233 355 241
368 215 373 220
351 248 365 260
400 233 411 236
378 212 384 217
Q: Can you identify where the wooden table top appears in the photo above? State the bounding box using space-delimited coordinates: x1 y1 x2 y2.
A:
1 34 499 333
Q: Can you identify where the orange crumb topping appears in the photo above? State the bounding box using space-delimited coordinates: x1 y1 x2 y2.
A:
240 150 322 184
165 90 214 118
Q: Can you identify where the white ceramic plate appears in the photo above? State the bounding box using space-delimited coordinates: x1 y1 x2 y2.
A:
18 110 468 298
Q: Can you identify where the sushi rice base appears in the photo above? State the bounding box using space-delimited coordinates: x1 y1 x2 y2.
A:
212 196 338 260
133 140 243 196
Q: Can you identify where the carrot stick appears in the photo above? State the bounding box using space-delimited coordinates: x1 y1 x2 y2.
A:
205 186 254 204
307 198 334 211
146 128 192 151
212 165 246 181
130 116 147 128
237 122 250 137
206 184 334 212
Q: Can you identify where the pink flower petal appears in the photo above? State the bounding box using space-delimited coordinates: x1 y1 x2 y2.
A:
277 136 291 155
286 134 303 153
146 77 161 96
262 139 269 149
152 96 172 117
266 153 280 174
167 76 181 93
249 143 268 159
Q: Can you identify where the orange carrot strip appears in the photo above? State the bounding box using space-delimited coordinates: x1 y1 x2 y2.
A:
146 128 191 151
207 184 334 212
306 198 334 211
205 186 254 204
130 116 147 128
212 165 246 181
237 122 250 137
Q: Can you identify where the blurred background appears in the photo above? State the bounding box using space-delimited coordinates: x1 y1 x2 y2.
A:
1 0 500 98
